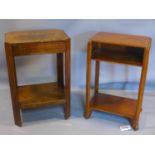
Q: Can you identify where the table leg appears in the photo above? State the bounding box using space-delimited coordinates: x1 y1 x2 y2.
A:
132 48 149 130
5 43 22 126
94 61 100 95
57 53 64 87
64 40 71 119
85 42 92 118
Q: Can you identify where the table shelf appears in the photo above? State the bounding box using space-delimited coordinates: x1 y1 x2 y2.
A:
91 43 144 66
17 82 65 110
90 93 137 119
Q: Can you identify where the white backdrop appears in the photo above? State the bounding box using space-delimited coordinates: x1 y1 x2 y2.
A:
0 19 155 89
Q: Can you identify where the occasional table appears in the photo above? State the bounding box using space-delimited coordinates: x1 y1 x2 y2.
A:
5 29 71 126
85 32 151 130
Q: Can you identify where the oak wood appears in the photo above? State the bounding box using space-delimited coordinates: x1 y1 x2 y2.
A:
92 44 144 66
5 29 69 44
90 32 151 48
57 53 64 87
64 39 71 119
85 42 92 118
12 42 66 56
18 82 65 109
133 47 151 130
90 93 137 118
5 29 71 126
94 61 100 95
5 43 22 126
85 32 151 130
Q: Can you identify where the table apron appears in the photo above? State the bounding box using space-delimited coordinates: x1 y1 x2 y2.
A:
12 42 66 56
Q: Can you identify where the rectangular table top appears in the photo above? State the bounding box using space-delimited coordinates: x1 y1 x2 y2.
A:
5 29 70 44
89 32 151 48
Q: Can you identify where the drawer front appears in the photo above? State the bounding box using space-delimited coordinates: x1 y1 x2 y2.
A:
13 42 66 56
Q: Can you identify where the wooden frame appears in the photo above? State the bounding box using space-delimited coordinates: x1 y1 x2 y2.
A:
85 32 151 130
5 29 71 126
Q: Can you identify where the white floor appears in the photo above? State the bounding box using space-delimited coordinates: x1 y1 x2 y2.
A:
0 87 155 135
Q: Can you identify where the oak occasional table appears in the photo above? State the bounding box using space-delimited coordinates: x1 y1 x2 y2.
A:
85 32 151 130
5 29 71 126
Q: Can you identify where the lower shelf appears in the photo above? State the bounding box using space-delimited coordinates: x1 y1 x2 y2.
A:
90 93 137 118
17 82 65 110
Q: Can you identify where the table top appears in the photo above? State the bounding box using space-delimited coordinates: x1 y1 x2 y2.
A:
5 29 70 44
89 32 152 48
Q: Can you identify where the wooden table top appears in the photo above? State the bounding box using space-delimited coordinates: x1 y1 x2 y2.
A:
5 29 70 44
89 32 151 48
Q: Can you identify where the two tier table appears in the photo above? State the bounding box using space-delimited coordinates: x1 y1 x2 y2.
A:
5 29 71 126
85 32 151 130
